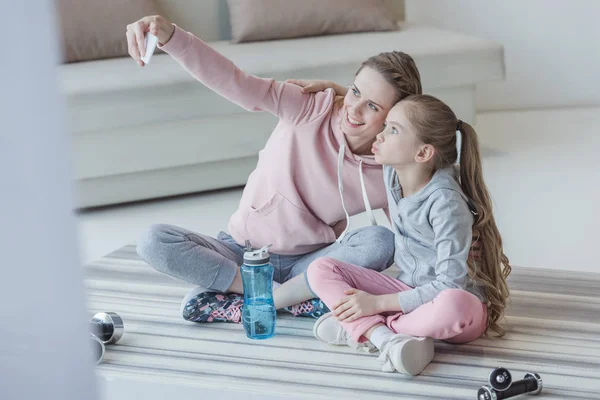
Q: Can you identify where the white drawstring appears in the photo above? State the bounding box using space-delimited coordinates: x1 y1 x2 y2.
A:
359 159 377 226
336 144 377 243
336 144 351 242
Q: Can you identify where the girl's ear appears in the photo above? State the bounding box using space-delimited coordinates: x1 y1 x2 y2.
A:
415 144 435 163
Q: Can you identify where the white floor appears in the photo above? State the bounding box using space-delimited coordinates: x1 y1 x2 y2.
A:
77 107 600 273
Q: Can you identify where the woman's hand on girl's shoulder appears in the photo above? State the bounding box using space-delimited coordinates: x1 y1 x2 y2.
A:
126 15 176 66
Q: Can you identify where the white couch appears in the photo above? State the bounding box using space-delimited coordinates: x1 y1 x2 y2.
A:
60 0 504 208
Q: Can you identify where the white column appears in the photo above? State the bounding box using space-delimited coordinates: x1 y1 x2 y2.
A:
0 1 97 399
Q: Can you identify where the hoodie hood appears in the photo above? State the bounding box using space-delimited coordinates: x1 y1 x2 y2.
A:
387 166 474 212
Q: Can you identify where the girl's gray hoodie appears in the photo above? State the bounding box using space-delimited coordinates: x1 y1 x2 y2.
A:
384 165 486 313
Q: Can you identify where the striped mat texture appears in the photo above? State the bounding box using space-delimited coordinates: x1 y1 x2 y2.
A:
86 244 600 399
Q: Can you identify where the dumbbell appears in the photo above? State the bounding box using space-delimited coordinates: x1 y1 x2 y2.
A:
489 367 512 391
477 368 543 399
90 334 106 365
89 312 124 364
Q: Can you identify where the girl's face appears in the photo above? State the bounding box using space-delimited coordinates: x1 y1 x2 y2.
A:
342 67 397 142
371 102 423 166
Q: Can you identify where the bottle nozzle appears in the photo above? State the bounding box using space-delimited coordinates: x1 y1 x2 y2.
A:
259 244 272 257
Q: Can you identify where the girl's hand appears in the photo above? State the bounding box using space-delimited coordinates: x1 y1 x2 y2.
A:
333 289 381 322
126 15 176 66
285 79 348 96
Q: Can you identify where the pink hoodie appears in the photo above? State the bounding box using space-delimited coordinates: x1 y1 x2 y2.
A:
161 26 388 255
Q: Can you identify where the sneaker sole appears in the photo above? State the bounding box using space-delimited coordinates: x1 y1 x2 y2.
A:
312 312 341 343
397 337 434 376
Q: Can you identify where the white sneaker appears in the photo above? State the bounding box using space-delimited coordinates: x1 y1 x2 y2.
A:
313 313 377 353
377 334 434 376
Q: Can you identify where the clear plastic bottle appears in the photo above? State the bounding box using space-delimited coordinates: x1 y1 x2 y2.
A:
241 244 276 339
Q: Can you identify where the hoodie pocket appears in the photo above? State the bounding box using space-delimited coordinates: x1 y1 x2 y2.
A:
246 192 335 251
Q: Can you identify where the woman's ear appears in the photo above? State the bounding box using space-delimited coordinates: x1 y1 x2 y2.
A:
415 144 435 163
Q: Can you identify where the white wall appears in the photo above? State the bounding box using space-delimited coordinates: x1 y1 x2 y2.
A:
406 0 600 111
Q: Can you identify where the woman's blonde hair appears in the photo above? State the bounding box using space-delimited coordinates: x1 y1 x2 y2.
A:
335 51 422 107
359 51 423 101
403 94 511 336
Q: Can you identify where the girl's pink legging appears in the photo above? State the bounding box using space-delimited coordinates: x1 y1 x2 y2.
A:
306 257 488 344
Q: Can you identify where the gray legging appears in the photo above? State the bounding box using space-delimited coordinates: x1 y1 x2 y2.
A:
136 224 395 292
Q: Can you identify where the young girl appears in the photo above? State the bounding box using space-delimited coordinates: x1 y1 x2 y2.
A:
306 94 511 376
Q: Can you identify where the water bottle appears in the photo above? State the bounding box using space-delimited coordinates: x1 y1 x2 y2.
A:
241 244 276 340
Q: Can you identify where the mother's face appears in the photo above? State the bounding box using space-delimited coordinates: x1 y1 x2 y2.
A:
341 66 398 142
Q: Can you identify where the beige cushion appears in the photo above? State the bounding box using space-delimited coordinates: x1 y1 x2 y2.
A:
226 0 398 43
57 0 161 63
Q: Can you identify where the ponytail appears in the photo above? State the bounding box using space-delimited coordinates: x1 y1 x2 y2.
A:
458 122 511 336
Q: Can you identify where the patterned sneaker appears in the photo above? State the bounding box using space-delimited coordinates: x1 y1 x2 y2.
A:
377 334 434 375
282 298 330 319
313 312 377 353
181 288 243 324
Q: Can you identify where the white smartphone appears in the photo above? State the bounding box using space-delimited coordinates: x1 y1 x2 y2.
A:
141 33 158 64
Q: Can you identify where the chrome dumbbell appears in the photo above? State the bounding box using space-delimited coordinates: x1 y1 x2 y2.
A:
89 312 124 364
488 367 512 391
478 368 543 399
90 334 106 365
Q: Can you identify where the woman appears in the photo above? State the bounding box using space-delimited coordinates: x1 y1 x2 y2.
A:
126 15 423 323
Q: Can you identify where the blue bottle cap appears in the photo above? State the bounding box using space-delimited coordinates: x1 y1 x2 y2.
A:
243 244 271 266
